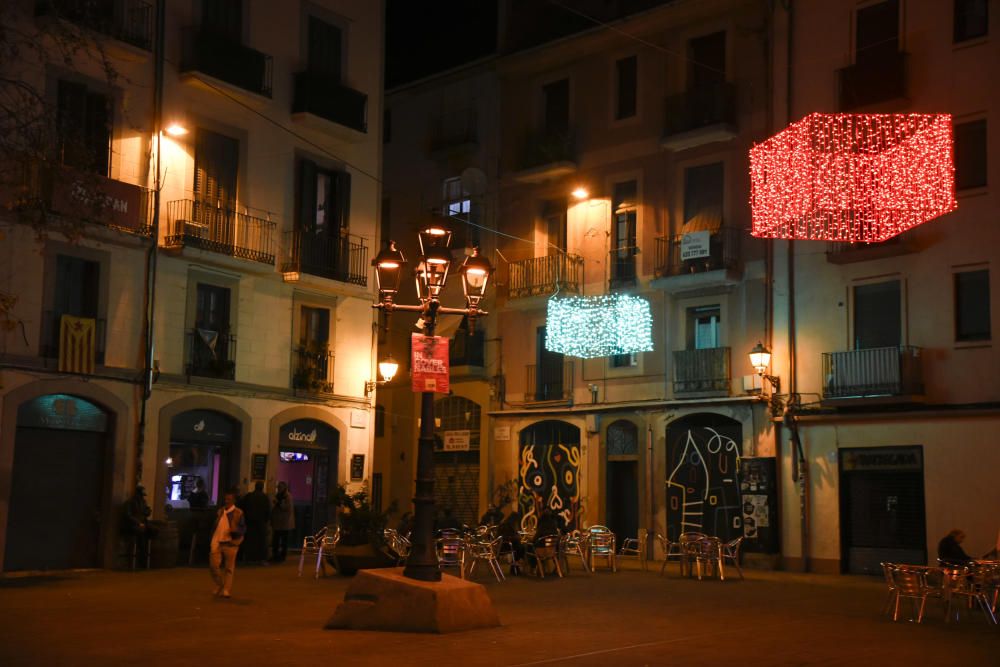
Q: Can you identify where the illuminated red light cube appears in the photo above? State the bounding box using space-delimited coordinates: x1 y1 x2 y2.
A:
749 113 957 243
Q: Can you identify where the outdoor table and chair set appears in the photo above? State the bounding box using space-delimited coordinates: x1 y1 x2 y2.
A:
881 559 1000 625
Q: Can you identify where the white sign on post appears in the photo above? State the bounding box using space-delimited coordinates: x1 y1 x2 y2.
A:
680 230 711 260
443 430 471 451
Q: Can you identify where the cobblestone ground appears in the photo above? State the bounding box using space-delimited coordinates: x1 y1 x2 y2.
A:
1 559 997 666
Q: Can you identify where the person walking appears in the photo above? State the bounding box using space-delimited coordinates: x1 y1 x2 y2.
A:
270 481 294 563
240 481 271 564
210 488 246 598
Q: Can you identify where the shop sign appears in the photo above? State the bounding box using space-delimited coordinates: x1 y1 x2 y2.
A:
51 164 145 232
442 430 471 451
16 394 108 432
681 230 710 260
350 454 365 481
411 333 449 394
494 425 511 441
251 454 267 481
840 446 923 472
279 419 337 449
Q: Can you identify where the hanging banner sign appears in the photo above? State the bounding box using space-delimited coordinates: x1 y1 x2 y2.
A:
411 333 450 394
443 430 471 451
681 230 711 260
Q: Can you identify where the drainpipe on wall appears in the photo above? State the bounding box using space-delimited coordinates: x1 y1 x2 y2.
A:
136 0 165 488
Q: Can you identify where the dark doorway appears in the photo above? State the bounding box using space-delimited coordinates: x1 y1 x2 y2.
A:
854 280 901 349
535 326 565 401
277 419 339 545
518 420 581 533
605 420 639 541
840 446 926 575
665 413 742 542
5 394 109 571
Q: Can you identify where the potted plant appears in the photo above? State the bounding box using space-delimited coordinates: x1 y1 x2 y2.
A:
328 484 397 575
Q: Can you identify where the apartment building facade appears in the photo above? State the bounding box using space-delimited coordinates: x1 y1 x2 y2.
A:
769 0 1000 574
0 0 383 572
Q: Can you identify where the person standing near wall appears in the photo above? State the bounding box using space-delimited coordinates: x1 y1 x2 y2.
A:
270 481 294 563
210 489 246 598
240 481 271 564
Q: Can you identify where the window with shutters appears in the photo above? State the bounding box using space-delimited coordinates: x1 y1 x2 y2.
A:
194 128 239 208
201 0 243 42
542 198 567 255
56 80 111 175
307 16 343 80
295 159 352 280
683 163 724 230
615 55 637 120
687 32 726 89
542 79 569 137
954 269 991 342
854 280 901 349
955 119 987 190
190 282 235 379
954 0 988 42
855 0 899 64
443 177 479 248
687 305 721 350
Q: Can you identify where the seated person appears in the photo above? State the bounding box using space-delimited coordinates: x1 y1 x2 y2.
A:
937 528 973 566
498 510 524 574
479 504 504 527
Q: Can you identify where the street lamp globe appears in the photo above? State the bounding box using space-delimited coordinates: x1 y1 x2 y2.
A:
418 246 452 298
459 247 493 310
372 240 406 304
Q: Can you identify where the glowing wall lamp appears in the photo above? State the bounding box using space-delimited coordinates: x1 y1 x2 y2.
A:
365 355 399 396
749 341 780 393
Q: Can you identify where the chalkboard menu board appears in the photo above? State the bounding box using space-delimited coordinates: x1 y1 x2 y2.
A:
739 457 779 554
350 454 365 481
251 454 267 481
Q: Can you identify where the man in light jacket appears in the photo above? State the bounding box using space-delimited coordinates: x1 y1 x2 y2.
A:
210 488 246 598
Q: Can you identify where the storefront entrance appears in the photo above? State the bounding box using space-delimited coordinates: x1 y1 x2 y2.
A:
605 420 639 542
840 446 926 575
433 396 482 528
5 394 109 571
277 419 338 545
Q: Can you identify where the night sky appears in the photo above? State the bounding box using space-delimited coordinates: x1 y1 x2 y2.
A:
385 0 499 88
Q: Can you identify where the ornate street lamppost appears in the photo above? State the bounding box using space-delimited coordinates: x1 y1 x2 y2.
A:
371 220 493 582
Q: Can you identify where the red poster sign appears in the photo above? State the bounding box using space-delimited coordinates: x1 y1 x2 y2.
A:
411 334 449 394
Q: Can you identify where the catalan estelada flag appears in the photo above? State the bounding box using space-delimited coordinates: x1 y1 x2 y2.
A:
59 315 96 374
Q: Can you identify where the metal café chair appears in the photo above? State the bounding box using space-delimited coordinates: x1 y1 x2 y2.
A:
889 565 934 623
721 536 744 580
588 525 617 572
298 526 339 578
694 536 724 581
677 532 707 578
943 565 998 625
619 528 648 570
436 535 466 579
559 530 590 574
880 562 898 615
656 533 684 576
383 528 411 565
527 534 564 579
467 535 506 582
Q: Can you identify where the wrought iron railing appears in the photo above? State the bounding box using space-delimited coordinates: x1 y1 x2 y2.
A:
292 72 367 132
292 344 334 393
429 109 478 152
180 28 273 97
673 347 730 394
164 200 276 264
518 129 575 170
526 361 574 402
609 246 639 289
281 230 368 286
40 311 106 364
508 254 584 299
838 51 908 111
823 346 923 399
664 81 737 136
654 227 740 278
36 0 153 50
186 328 236 380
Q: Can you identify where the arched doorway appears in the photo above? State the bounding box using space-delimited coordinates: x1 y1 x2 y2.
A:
433 396 481 527
167 410 240 509
665 413 742 542
518 420 581 533
605 420 639 541
5 394 110 571
276 419 339 544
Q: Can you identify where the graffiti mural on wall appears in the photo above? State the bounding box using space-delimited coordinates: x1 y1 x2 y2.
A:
518 420 581 533
665 414 743 542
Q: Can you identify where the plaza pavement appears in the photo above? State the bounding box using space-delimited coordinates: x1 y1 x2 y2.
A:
1 558 997 666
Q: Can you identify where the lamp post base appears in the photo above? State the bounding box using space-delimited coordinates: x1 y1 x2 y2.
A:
325 567 500 633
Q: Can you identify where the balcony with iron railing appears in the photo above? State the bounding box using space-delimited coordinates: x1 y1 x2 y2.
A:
609 246 639 290
180 28 273 97
36 0 153 50
662 82 738 150
292 72 367 133
17 160 154 236
292 343 334 394
822 346 923 401
654 227 741 291
164 200 276 265
838 51 908 111
40 311 107 365
281 230 368 286
673 347 730 394
526 361 574 402
508 254 584 300
514 129 577 182
186 328 236 380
